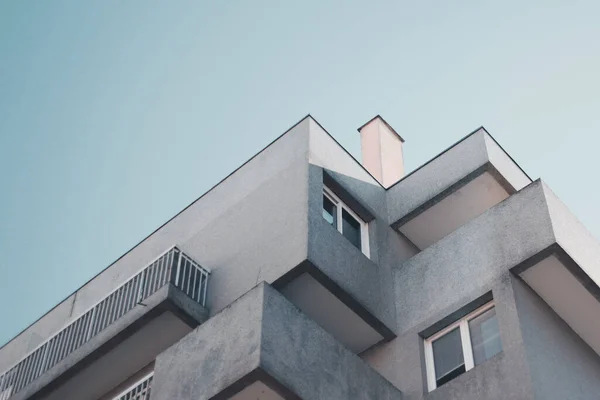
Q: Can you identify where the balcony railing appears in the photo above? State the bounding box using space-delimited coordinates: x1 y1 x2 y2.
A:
113 373 153 400
0 247 209 400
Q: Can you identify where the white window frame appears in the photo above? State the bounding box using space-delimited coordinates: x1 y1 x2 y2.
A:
323 187 370 258
424 301 496 391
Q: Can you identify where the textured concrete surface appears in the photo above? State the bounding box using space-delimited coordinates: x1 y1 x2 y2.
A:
542 182 600 285
305 162 417 338
153 283 264 400
152 283 403 400
513 277 600 400
0 116 312 369
4 116 600 400
362 177 600 400
363 274 535 400
386 130 489 225
386 128 531 227
3 115 412 391
395 181 553 335
308 165 394 335
363 182 556 400
483 134 531 190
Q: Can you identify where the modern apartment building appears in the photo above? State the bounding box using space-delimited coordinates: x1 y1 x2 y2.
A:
1 115 600 400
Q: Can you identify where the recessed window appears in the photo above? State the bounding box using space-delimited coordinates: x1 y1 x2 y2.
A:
322 187 370 257
424 302 502 391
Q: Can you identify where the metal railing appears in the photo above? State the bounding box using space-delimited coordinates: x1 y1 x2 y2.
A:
113 373 153 400
0 247 209 399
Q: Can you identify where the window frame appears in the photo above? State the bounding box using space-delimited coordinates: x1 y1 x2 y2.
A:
424 301 497 391
323 187 370 258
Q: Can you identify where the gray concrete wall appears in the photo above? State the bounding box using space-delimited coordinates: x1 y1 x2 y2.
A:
182 154 309 314
386 129 532 227
362 181 558 400
0 117 311 373
259 283 403 400
513 277 600 400
4 114 414 378
152 283 403 400
307 118 380 186
307 164 416 336
3 114 412 383
306 119 417 337
5 115 600 400
362 280 535 400
483 134 531 191
542 182 600 284
394 181 553 335
152 283 264 400
386 130 489 225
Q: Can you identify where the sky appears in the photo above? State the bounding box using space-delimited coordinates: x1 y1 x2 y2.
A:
0 1 599 346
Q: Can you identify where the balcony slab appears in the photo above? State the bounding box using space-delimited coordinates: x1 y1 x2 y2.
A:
388 128 532 250
151 283 403 400
395 180 600 359
10 284 207 400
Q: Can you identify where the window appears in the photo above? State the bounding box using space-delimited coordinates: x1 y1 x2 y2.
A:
322 187 370 257
424 302 502 391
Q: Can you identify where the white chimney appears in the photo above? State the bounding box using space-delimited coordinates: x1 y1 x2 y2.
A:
358 115 405 187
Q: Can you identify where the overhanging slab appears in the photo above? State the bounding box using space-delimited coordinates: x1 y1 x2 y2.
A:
152 283 403 400
9 284 207 400
388 128 531 250
515 247 600 355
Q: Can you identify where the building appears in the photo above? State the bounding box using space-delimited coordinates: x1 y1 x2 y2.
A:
1 115 600 400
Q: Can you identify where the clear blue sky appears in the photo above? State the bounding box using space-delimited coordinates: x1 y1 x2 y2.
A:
0 1 599 346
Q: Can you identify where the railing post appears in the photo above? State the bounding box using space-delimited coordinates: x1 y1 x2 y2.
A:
202 271 208 306
85 307 97 342
0 249 192 399
137 269 147 303
37 343 50 378
0 371 7 400
174 251 183 287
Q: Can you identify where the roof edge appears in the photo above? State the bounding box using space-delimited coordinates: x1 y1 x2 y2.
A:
1 113 316 350
1 113 384 349
386 125 533 191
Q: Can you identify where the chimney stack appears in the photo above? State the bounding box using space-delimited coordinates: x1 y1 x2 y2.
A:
358 115 405 187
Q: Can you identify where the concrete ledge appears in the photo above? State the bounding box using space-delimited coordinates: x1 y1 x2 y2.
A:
14 284 207 400
391 163 507 230
152 283 403 400
273 260 395 343
394 179 600 359
394 180 555 333
387 129 531 239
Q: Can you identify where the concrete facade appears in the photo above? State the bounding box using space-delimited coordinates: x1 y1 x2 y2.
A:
152 283 403 400
1 115 600 400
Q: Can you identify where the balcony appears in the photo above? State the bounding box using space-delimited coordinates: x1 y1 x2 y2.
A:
270 166 396 355
387 128 532 250
111 372 152 400
395 180 600 359
151 283 402 400
0 247 209 400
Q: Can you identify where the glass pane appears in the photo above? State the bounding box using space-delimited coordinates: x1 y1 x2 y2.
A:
342 209 361 250
323 195 337 227
469 307 502 365
432 327 465 386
